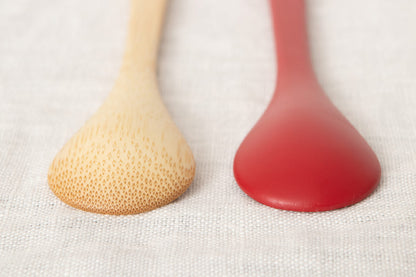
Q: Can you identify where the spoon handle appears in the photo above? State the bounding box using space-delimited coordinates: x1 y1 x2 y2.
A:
108 0 167 102
270 0 314 82
121 0 167 73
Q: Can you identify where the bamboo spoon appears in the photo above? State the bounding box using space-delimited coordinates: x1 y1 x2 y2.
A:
233 0 381 211
48 0 195 215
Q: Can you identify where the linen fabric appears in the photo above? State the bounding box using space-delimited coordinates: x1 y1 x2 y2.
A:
0 0 415 276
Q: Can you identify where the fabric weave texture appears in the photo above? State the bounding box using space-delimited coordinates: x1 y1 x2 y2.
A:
0 0 415 276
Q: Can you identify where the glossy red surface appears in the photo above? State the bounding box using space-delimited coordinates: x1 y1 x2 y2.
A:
233 0 381 211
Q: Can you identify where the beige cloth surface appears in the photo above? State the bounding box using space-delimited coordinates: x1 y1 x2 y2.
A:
0 0 415 276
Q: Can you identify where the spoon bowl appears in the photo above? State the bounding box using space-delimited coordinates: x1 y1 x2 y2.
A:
48 0 195 215
233 0 381 211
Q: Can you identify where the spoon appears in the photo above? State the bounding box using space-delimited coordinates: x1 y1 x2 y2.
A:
233 0 381 212
48 0 195 215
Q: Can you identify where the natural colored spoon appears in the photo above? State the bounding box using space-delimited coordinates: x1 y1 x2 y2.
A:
48 0 195 215
233 0 381 212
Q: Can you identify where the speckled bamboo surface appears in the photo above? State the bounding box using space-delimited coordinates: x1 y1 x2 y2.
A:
48 0 195 215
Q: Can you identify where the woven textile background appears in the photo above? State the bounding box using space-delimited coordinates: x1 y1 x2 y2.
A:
1 0 415 276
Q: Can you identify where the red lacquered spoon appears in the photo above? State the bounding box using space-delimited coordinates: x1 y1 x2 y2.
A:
233 0 381 212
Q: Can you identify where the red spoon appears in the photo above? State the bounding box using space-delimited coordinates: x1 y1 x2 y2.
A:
233 0 381 212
